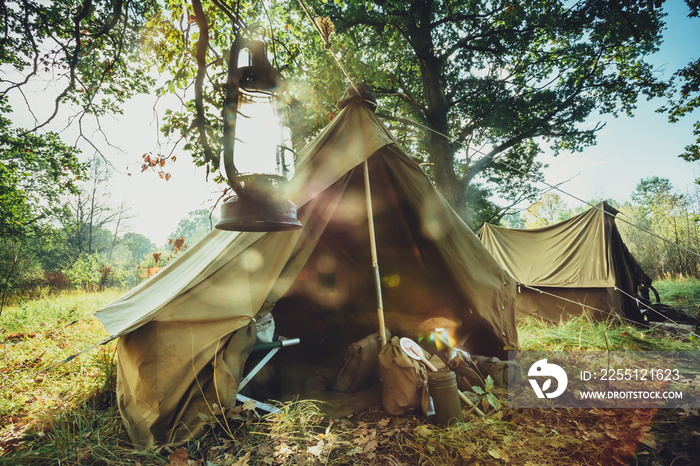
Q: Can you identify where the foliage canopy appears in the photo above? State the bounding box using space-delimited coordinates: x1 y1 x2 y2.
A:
0 0 697 226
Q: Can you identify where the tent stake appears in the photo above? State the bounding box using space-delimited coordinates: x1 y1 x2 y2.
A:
364 159 387 346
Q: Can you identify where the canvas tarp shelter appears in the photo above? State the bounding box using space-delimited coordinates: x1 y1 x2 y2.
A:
95 90 517 449
479 202 651 323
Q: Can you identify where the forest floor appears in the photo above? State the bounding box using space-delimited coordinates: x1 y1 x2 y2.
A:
1 281 699 465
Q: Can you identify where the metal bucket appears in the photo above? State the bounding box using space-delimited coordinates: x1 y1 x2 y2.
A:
428 370 464 426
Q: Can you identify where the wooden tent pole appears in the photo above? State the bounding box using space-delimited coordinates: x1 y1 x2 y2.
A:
363 159 388 346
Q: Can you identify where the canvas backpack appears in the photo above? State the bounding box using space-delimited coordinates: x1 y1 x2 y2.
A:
333 328 391 393
446 349 525 391
377 336 430 416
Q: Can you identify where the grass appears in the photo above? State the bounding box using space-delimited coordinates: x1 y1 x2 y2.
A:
1 291 119 421
518 312 700 352
0 289 146 465
653 277 700 313
1 281 699 465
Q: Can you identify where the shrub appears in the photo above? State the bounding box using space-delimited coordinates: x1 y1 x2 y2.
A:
44 270 71 290
63 254 103 291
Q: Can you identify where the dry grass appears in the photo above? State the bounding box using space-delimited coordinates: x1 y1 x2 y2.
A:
1 288 699 465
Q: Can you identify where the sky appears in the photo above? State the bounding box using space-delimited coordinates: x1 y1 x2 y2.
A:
537 2 700 207
9 3 700 245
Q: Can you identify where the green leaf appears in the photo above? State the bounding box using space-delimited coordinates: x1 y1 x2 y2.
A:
486 392 500 409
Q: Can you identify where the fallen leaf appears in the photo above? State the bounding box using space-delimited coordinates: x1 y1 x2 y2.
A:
167 447 189 466
308 440 325 457
242 399 257 411
364 439 378 453
488 448 509 460
414 425 432 437
274 443 295 459
346 446 363 456
231 451 251 466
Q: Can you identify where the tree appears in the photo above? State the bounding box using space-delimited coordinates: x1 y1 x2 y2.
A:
1 0 157 137
0 98 85 235
661 1 700 163
168 208 216 247
119 232 156 265
272 0 668 223
61 156 130 259
621 177 700 278
500 211 525 229
0 97 84 313
523 193 571 228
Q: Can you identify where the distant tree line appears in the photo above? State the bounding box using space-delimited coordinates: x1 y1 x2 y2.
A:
620 177 700 279
4 141 698 315
0 153 216 314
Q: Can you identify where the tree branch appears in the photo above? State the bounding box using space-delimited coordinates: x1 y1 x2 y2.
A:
28 0 93 131
190 0 219 173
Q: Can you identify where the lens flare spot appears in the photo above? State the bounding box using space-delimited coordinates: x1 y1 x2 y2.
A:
240 248 264 271
384 274 401 287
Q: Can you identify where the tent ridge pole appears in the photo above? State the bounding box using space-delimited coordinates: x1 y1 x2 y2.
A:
363 159 387 346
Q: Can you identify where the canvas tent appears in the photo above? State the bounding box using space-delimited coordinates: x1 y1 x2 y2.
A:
95 87 517 449
479 202 651 323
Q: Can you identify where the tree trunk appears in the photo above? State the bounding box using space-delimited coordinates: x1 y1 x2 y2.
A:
109 205 123 261
0 239 24 316
88 175 98 254
410 0 468 219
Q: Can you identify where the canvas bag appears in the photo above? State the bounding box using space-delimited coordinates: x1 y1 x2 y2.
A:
378 336 429 415
447 351 486 391
470 355 523 388
333 328 391 393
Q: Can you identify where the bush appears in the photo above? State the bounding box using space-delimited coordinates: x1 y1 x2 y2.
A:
44 270 71 290
63 254 104 291
104 264 138 289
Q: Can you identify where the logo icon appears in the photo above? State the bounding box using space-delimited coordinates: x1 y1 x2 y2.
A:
528 359 568 399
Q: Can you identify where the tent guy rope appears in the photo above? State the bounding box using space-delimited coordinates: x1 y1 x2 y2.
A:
613 285 686 327
392 114 700 259
294 0 359 98
0 336 116 392
519 284 639 327
295 0 388 344
520 283 684 327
